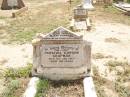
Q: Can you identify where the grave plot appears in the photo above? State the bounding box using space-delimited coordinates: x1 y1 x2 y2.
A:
39 79 84 97
70 3 94 32
22 26 97 97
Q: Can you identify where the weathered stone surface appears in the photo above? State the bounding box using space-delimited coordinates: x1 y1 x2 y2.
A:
74 5 88 19
7 0 18 7
70 5 92 31
82 0 94 10
23 77 39 97
41 44 84 68
32 26 91 80
83 77 97 97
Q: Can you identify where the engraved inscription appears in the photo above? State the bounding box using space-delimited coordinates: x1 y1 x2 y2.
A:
74 9 86 15
41 44 83 67
42 27 82 40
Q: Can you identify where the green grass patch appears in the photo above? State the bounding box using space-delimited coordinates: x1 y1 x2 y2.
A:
35 79 49 97
2 79 20 97
5 63 32 78
0 16 6 19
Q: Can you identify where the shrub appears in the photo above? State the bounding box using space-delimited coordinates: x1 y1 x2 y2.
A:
2 79 20 97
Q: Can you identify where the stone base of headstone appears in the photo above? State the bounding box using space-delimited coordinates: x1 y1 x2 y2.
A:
32 65 91 80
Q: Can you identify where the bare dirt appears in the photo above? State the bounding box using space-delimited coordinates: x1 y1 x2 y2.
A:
45 80 84 97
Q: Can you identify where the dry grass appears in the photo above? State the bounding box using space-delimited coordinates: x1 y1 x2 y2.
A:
3 3 70 44
92 5 130 25
92 53 105 59
92 53 113 59
105 37 121 43
93 65 130 97
0 2 130 44
0 0 80 44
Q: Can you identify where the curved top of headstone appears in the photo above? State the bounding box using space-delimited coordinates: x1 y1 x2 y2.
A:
37 26 83 40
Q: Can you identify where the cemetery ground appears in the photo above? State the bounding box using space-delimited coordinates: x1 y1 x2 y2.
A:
0 0 130 97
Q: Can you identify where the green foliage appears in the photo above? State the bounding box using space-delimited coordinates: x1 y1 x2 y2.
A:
127 0 130 3
9 79 20 89
2 79 20 97
35 79 49 97
0 16 6 19
5 63 32 78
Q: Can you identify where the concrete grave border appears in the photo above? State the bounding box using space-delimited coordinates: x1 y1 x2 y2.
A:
23 77 97 97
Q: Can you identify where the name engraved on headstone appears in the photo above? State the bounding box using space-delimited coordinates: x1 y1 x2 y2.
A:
41 44 83 67
42 28 82 40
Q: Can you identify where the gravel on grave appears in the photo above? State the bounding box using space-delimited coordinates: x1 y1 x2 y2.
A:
45 79 84 97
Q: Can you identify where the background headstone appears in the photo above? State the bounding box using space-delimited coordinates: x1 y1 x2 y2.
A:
1 0 25 10
7 0 18 7
74 5 88 20
82 0 94 10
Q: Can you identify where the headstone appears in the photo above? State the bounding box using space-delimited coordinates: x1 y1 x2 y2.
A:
1 0 25 10
32 26 91 80
8 0 18 7
82 0 94 10
74 5 88 20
